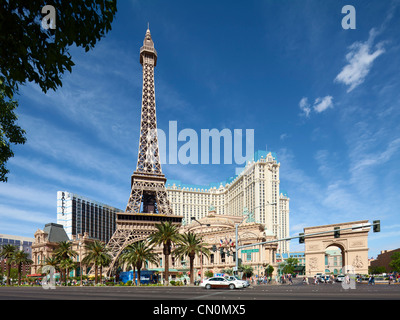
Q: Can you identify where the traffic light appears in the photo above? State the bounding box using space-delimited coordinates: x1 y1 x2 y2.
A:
373 220 381 233
212 245 217 252
334 227 340 238
219 247 224 255
299 233 305 244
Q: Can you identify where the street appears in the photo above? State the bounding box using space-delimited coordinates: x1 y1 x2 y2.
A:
1 281 399 300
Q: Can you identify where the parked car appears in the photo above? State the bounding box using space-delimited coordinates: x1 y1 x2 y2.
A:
224 275 250 288
336 275 345 282
319 275 331 283
200 277 244 290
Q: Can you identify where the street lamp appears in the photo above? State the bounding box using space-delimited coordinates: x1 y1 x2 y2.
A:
78 240 83 287
191 217 210 282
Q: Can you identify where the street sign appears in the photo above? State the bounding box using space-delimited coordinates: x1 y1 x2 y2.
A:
241 249 259 253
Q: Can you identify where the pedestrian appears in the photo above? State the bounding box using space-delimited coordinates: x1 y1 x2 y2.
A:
345 274 350 285
288 274 293 285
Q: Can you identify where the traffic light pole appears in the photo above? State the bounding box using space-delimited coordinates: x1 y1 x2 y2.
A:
236 220 380 252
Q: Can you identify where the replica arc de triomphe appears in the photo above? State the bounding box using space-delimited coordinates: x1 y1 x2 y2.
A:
304 220 370 276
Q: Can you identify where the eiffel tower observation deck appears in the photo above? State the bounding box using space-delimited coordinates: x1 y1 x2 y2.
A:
102 27 182 276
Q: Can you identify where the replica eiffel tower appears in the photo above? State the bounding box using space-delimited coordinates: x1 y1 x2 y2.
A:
104 27 182 276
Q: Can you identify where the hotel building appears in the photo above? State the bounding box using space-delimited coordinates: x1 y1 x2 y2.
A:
166 150 291 253
56 191 122 243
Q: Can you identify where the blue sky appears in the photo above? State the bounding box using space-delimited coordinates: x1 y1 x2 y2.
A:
1 0 400 258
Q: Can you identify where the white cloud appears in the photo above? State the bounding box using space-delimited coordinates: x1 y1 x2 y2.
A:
280 133 288 141
9 156 128 207
313 96 333 113
0 204 52 225
299 97 311 117
0 182 54 210
335 28 385 92
299 95 333 117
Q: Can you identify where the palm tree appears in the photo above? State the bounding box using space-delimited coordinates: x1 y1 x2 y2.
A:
44 256 59 270
44 256 60 285
0 244 17 285
122 240 159 285
82 240 112 285
13 250 33 285
119 244 139 285
98 253 112 285
239 265 253 279
53 241 77 285
58 258 76 285
173 232 210 285
148 221 181 285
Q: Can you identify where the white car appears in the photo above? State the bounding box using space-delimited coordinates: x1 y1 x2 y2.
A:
200 276 244 290
336 275 345 282
225 276 250 288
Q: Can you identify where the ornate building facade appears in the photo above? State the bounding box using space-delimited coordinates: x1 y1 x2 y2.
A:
31 223 95 276
144 209 279 280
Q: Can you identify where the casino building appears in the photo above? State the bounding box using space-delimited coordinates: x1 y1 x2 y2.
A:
56 191 122 243
166 150 290 253
144 208 279 281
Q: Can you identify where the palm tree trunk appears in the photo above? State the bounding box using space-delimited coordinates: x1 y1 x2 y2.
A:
132 266 136 285
189 254 195 285
6 263 11 285
95 264 98 284
18 264 22 286
164 252 169 285
137 267 141 286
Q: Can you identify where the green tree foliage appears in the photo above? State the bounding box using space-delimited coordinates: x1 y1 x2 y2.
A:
265 264 274 277
0 0 117 181
0 244 17 285
389 252 400 273
0 0 117 97
120 241 159 285
239 265 253 278
53 241 77 285
13 250 33 285
281 257 299 274
0 86 26 182
369 265 386 274
82 240 111 285
173 232 210 284
148 222 181 285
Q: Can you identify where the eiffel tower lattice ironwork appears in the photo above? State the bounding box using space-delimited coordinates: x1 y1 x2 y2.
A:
98 27 182 277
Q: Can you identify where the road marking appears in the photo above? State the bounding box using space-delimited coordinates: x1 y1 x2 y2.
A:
188 290 235 300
